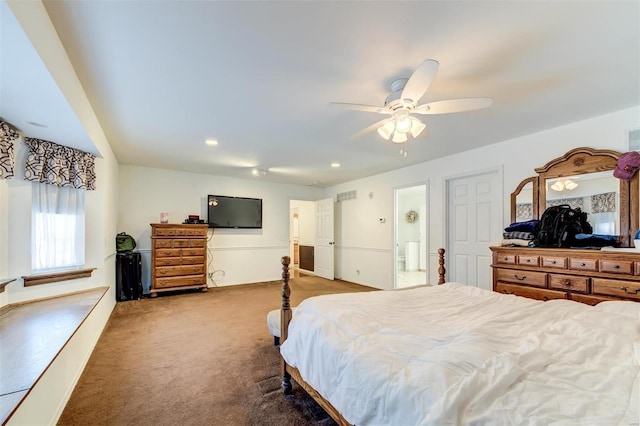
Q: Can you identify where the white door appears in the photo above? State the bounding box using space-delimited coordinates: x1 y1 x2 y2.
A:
447 170 501 290
314 198 334 280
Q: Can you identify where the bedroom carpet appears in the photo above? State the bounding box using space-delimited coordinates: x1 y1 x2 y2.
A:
57 275 375 426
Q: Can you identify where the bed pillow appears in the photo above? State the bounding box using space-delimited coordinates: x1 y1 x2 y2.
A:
594 301 640 318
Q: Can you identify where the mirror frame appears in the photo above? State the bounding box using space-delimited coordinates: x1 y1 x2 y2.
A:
511 147 638 247
510 176 539 224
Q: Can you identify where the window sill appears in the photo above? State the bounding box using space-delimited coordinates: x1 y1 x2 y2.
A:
22 268 96 287
0 278 16 293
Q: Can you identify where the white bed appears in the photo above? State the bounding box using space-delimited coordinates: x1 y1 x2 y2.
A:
279 282 640 425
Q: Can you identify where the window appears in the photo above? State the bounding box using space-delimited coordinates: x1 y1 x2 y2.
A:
32 183 85 272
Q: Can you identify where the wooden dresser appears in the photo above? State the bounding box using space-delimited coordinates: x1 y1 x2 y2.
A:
150 223 209 297
490 246 640 305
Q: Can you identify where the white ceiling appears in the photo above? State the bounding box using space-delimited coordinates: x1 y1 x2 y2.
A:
3 1 639 187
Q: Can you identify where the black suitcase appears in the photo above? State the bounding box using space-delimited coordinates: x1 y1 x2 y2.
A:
116 252 142 301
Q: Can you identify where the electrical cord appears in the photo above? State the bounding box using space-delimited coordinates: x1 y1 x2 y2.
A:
206 228 225 286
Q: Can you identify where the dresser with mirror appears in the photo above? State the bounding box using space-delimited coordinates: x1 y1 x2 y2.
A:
491 147 640 305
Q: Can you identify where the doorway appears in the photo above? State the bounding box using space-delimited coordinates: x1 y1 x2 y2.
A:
446 169 502 289
394 183 428 288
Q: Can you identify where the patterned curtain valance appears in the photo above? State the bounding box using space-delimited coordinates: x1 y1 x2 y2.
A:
547 197 584 210
516 203 533 221
0 121 20 179
591 192 616 213
24 137 96 190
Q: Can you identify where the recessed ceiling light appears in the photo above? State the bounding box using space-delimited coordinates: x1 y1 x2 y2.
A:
252 168 268 176
205 139 218 146
26 121 47 128
331 162 341 168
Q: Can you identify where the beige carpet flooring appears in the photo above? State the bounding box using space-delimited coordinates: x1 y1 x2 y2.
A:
57 276 375 426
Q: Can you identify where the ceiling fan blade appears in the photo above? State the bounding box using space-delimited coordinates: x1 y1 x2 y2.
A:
350 118 392 140
329 102 391 114
413 98 493 115
401 59 439 104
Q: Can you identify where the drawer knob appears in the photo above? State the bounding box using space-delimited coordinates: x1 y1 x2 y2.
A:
551 261 557 264
525 259 531 263
614 265 620 269
514 275 527 281
620 287 640 295
580 263 586 267
564 281 572 287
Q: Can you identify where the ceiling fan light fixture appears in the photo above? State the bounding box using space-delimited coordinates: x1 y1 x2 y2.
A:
392 131 407 144
564 179 578 190
395 114 412 133
550 181 564 191
377 121 395 140
409 117 426 138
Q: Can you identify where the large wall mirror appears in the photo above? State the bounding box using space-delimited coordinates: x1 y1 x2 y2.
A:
511 147 639 247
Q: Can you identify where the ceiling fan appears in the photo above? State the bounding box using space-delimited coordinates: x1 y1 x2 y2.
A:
330 59 493 143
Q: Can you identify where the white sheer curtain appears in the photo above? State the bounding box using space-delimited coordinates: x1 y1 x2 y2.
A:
32 183 85 271
591 212 616 235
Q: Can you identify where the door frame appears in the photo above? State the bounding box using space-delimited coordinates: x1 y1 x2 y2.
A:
393 180 429 289
442 166 503 283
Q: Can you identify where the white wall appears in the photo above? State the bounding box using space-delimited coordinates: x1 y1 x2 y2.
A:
118 165 324 288
326 106 640 290
293 200 315 246
0 178 8 307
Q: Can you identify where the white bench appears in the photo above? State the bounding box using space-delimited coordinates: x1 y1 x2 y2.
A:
267 308 296 345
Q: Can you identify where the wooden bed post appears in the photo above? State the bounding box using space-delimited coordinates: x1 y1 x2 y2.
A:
280 256 293 394
437 248 446 284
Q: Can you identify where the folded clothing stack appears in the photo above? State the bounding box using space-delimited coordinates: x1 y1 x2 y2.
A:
571 233 620 248
501 220 539 247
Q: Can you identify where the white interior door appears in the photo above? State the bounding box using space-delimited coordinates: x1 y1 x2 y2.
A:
447 170 501 290
314 198 334 280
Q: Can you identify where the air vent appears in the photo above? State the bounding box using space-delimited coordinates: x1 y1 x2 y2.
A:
337 190 357 202
628 128 640 152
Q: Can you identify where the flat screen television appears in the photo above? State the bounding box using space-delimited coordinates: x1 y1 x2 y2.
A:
207 195 262 229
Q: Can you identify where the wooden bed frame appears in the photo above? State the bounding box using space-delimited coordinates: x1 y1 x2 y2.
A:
278 248 447 425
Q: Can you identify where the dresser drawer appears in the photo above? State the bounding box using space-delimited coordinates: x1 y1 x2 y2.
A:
569 293 618 306
569 258 598 272
495 268 547 288
154 227 178 236
541 256 567 269
548 274 589 293
599 260 634 275
495 254 516 265
181 248 205 257
496 283 565 301
154 239 173 248
517 255 539 267
189 239 207 248
636 262 640 276
155 265 205 277
181 256 205 265
592 278 640 301
155 248 181 257
187 227 209 237
172 239 190 248
154 275 206 289
155 257 181 266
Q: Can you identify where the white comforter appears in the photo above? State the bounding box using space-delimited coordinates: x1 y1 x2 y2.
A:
279 283 640 425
